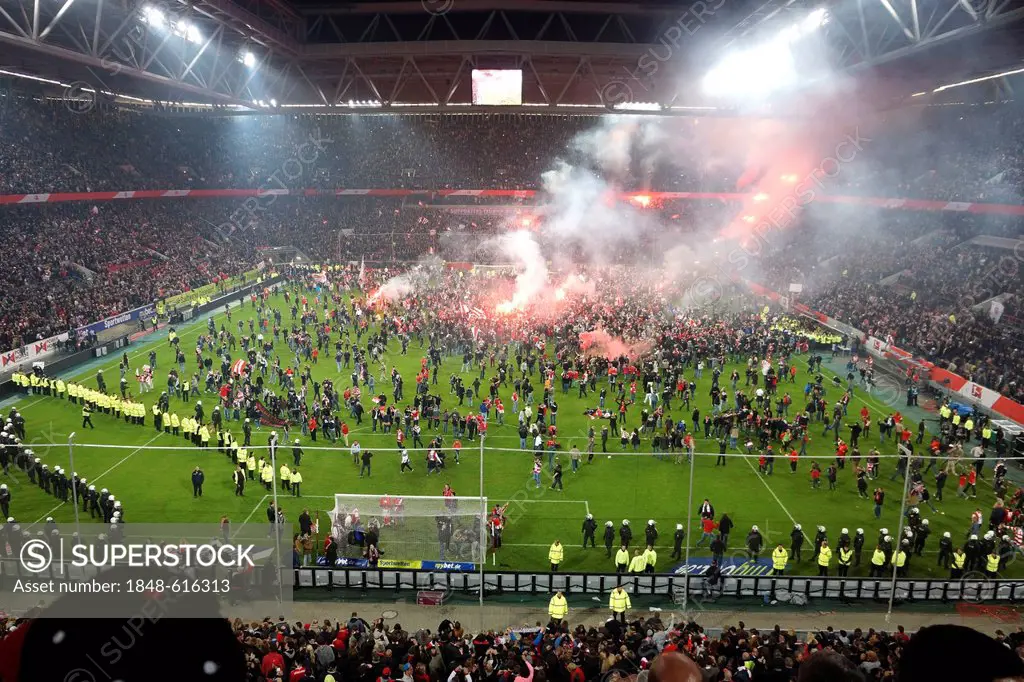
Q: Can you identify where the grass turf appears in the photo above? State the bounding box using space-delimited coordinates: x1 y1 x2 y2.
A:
2 289 1004 578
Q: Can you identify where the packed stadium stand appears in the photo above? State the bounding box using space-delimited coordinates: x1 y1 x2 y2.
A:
3 611 1022 682
2 96 1024 403
4 99 1024 199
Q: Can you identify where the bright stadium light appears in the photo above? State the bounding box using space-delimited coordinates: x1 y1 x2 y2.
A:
703 40 796 97
270 98 277 107
172 20 202 44
240 50 256 68
702 8 826 98
805 7 828 29
141 5 165 27
614 102 661 111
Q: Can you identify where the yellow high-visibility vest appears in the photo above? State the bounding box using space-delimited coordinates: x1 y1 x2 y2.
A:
548 543 563 564
548 594 568 619
772 547 788 570
818 547 832 567
609 590 631 613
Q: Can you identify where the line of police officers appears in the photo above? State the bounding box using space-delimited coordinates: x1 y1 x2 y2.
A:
11 369 307 509
562 505 1014 580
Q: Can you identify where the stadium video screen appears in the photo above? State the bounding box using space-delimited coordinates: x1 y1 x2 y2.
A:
471 69 523 105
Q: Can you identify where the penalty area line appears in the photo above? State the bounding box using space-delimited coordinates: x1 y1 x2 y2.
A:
293 494 591 517
741 456 800 530
234 493 270 539
28 431 166 529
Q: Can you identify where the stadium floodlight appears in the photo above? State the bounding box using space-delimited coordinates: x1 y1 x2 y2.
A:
141 5 165 27
614 102 661 112
172 20 202 44
270 99 277 107
805 8 828 29
240 50 256 68
702 40 797 96
702 8 825 98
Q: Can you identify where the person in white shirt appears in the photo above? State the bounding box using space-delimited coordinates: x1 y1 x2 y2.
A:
447 661 475 682
400 448 413 473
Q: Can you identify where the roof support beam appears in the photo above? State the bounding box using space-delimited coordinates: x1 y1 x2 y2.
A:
0 27 258 107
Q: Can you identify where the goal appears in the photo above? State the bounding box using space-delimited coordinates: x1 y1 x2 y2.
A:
328 493 487 567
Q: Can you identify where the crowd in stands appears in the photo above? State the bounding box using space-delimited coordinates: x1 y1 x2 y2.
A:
745 207 1024 401
3 95 1024 203
0 202 250 349
838 105 1024 204
3 610 1023 682
5 96 1024 401
0 103 604 193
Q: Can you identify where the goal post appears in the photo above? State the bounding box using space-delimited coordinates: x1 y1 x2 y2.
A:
326 493 488 568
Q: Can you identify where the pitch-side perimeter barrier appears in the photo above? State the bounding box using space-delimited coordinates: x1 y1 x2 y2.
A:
0 268 275 374
160 267 267 313
0 273 281 391
294 567 1024 603
740 278 1024 426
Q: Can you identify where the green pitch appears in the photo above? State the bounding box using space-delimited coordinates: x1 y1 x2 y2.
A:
2 290 1005 578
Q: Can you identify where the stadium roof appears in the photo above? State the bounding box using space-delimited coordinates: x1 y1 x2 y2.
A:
0 0 1022 113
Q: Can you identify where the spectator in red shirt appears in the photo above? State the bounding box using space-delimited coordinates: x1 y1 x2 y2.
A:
261 642 285 678
289 657 309 682
332 626 349 653
696 517 717 547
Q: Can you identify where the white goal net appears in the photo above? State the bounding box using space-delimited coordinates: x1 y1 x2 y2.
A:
328 493 487 566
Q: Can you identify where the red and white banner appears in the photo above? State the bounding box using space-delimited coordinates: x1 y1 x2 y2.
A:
0 188 1023 215
929 367 1024 424
0 332 69 369
740 280 1024 425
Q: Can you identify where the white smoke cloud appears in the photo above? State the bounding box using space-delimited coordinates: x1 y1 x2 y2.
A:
491 230 548 310
370 255 444 303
